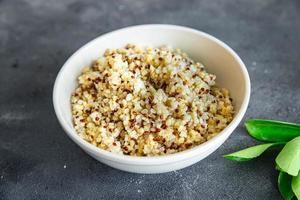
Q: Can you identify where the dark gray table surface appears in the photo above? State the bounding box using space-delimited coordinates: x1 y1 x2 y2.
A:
1 0 300 199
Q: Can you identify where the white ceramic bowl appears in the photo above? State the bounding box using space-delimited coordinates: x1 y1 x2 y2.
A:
53 24 250 174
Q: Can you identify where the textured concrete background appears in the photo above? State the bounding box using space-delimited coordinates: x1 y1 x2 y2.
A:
1 0 300 199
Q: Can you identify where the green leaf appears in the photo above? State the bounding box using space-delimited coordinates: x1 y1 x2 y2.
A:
292 172 300 199
276 136 300 176
278 171 295 200
245 119 300 142
276 164 284 172
223 143 284 161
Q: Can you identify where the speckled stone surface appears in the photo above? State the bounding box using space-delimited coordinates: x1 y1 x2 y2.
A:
1 0 300 199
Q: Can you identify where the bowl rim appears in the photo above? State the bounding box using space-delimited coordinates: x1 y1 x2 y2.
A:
53 24 251 165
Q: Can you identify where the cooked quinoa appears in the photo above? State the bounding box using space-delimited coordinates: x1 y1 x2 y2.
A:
71 44 234 156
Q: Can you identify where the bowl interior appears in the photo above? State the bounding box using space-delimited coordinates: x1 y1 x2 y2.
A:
54 25 248 152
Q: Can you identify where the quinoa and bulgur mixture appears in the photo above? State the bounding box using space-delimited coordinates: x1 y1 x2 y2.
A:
71 44 234 156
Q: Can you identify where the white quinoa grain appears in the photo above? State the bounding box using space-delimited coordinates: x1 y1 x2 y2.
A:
71 44 234 156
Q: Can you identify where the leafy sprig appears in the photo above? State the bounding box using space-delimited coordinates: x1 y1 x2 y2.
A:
224 119 300 200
